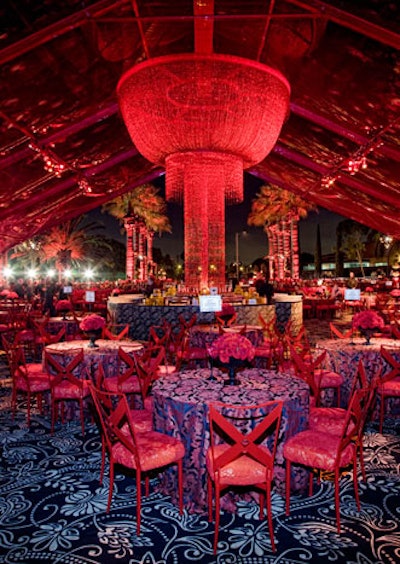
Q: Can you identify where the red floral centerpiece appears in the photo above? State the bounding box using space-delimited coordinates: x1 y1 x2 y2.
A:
79 314 106 348
56 299 72 319
210 333 255 385
352 310 384 345
215 304 237 327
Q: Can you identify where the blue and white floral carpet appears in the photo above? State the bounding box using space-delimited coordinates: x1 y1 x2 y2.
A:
0 369 399 563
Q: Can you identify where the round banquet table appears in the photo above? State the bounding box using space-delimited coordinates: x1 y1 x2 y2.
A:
189 324 264 348
43 339 143 379
316 337 400 412
152 367 310 514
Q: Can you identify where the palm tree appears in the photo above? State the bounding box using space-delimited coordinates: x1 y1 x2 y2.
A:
102 183 171 281
9 237 43 272
248 185 316 279
40 217 112 282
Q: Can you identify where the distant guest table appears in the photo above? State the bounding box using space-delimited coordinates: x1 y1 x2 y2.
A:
43 339 143 378
189 324 264 348
47 316 79 339
152 368 310 513
316 337 400 409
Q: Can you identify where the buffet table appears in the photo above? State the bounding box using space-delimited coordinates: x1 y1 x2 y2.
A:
152 367 309 513
316 337 400 412
108 296 303 341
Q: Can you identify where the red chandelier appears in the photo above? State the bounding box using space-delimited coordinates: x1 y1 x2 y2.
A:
118 54 290 289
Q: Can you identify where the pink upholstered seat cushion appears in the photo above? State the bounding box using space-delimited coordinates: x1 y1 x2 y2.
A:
27 363 48 374
112 431 184 472
283 430 354 471
380 377 400 396
157 365 177 375
52 379 91 400
206 444 272 486
122 410 153 433
16 375 50 392
308 407 348 435
104 376 140 394
315 369 344 387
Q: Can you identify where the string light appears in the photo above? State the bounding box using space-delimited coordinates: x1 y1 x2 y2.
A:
320 119 395 189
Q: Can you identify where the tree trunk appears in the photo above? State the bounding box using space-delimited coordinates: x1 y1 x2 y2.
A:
315 224 322 277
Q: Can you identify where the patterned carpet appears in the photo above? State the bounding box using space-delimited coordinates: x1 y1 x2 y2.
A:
0 320 399 564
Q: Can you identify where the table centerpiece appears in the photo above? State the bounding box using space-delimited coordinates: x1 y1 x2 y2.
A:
352 310 384 345
215 304 237 327
79 313 106 348
209 332 255 385
55 299 72 320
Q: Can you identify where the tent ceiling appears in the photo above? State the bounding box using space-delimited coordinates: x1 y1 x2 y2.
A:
0 0 399 254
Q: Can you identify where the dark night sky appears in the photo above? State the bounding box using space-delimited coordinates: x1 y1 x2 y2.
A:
90 173 346 264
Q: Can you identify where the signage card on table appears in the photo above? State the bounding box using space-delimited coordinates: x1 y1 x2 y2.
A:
199 294 222 313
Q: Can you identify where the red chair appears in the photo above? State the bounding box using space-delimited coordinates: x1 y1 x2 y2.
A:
9 346 51 426
309 360 379 480
103 346 141 404
133 344 166 409
175 331 208 370
102 324 130 341
290 346 344 408
44 347 90 434
329 323 353 339
206 400 283 553
89 385 185 534
96 360 153 433
284 387 368 532
378 346 400 432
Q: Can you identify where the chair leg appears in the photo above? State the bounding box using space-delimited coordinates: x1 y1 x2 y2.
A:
353 456 361 512
213 485 221 554
266 481 276 552
107 461 114 513
177 459 183 514
358 440 367 481
285 459 291 515
379 393 385 433
334 467 341 533
136 470 142 535
207 474 213 522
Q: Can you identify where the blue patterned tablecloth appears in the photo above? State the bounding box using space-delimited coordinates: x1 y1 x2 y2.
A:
316 337 400 411
152 368 309 513
43 339 143 379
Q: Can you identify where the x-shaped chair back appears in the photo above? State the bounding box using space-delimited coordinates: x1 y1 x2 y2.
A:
178 313 197 331
45 347 85 387
149 324 171 347
348 359 369 401
380 346 400 385
330 323 353 339
116 346 137 385
289 345 320 400
335 387 369 464
258 313 276 340
208 400 283 475
38 324 66 345
134 345 165 400
102 324 129 341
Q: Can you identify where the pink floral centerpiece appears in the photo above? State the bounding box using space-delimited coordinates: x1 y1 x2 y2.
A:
56 299 72 319
352 310 384 344
1 290 19 299
210 333 255 385
79 314 106 348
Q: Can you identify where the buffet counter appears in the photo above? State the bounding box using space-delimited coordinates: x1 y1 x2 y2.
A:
108 294 302 341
